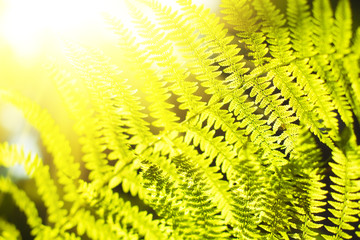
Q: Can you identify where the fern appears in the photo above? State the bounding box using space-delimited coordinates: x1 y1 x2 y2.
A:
0 90 81 201
0 218 21 240
323 144 360 239
1 0 360 239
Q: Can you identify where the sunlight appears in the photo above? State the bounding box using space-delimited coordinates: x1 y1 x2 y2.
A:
0 0 220 157
0 0 219 62
0 0 125 61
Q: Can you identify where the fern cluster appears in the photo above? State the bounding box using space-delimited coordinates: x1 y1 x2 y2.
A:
1 0 360 239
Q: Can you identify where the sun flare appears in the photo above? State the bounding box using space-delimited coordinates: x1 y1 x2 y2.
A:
0 0 219 62
0 0 126 60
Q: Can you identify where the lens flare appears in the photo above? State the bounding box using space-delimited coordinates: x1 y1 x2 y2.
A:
0 0 125 60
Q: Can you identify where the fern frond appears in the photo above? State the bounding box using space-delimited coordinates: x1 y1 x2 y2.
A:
0 178 78 240
124 6 204 114
257 173 295 239
171 155 229 239
287 0 314 57
221 0 270 67
330 0 359 130
138 0 231 101
289 127 328 239
329 0 356 127
312 0 334 54
176 0 249 88
168 136 237 227
0 143 71 231
223 0 304 155
290 59 339 140
64 42 153 152
0 121 126 240
245 71 300 154
102 16 193 191
63 43 161 197
310 0 354 128
69 207 118 240
311 0 354 127
259 162 324 239
312 55 354 128
77 181 168 240
124 3 221 161
0 218 21 240
109 141 181 199
129 0 250 171
141 154 230 239
254 127 325 239
297 172 327 240
136 0 291 168
106 9 180 132
0 89 80 202
225 87 287 165
142 162 210 239
286 0 339 140
0 177 45 238
223 1 297 152
229 145 264 239
183 118 237 170
140 161 180 219
343 28 360 119
252 0 294 64
221 1 301 153
252 0 336 149
0 143 121 239
140 159 213 239
323 146 360 239
64 41 152 145
333 0 352 58
48 64 112 187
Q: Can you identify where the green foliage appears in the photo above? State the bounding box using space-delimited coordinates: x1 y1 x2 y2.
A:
1 0 360 239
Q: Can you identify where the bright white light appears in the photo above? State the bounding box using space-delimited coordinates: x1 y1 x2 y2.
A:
0 0 126 60
1 0 46 59
0 0 220 61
